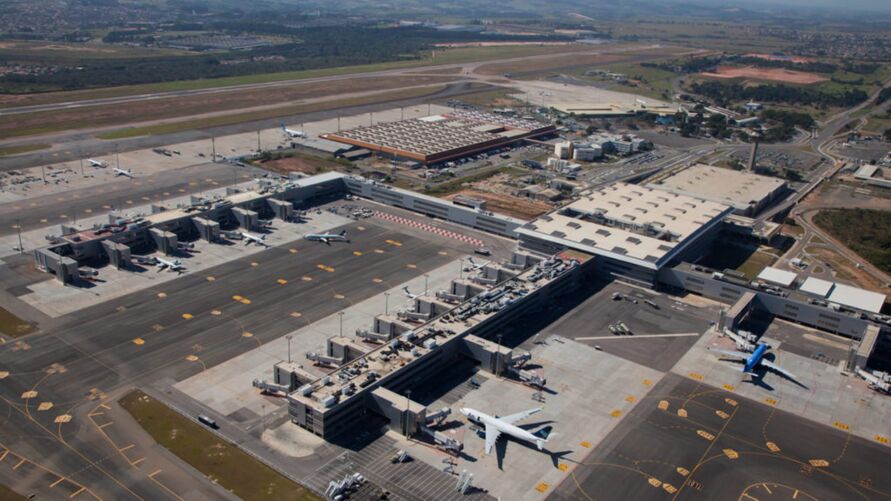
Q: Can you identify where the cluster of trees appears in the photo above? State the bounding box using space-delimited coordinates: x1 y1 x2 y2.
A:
814 209 891 274
2 26 567 92
876 86 891 105
690 80 868 108
761 109 815 129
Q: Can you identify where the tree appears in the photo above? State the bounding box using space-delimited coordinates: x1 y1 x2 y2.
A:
884 128 891 142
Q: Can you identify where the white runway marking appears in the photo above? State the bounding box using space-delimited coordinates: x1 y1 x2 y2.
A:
575 332 701 341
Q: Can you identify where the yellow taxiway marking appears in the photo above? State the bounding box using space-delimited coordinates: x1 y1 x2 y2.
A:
0 371 8 380
766 441 781 452
240 298 251 305
557 463 568 471
676 467 689 476
808 459 829 468
697 430 715 441
716 410 729 419
438 251 448 256
50 477 65 488
357 226 366 231
688 372 703 381
133 338 145 346
353 251 363 256
302 276 313 281
385 239 403 247
119 444 134 452
185 355 199 362
250 262 259 267
206 276 215 282
658 400 670 411
722 448 739 460
535 482 549 493
333 293 345 299
13 458 26 470
833 421 850 431
642 378 653 387
677 408 688 418
40 218 48 223
37 402 53 411
211 310 221 316
580 441 591 448
290 312 302 318
374 249 384 254
277 279 288 285
157 292 167 298
132 457 146 466
84 209 92 214
406 264 417 269
875 435 889 445
723 384 735 392
764 398 778 406
102 204 111 209
648 478 662 488
98 421 113 429
372 278 383 283
242 332 253 338
59 214 68 219
610 409 622 418
181 313 194 320
21 390 38 399
725 398 737 406
289 248 298 254
70 486 86 498
763 483 773 494
232 295 243 301
662 483 677 494
54 414 72 424
625 395 636 403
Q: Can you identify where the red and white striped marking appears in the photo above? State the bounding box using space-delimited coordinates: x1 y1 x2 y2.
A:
374 211 484 247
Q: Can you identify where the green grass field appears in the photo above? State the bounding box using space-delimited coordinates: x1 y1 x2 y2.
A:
0 306 36 338
0 44 581 110
814 208 891 274
573 61 679 100
119 390 320 501
0 143 50 157
97 84 452 139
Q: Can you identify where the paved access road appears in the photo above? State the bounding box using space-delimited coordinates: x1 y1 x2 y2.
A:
0 220 471 498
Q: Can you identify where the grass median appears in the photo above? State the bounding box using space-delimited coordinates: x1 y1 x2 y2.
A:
97 83 458 139
0 143 50 157
119 390 319 501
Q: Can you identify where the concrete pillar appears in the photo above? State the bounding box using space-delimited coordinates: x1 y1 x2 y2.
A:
191 217 220 242
149 228 178 255
267 198 294 221
231 207 258 230
101 241 131 269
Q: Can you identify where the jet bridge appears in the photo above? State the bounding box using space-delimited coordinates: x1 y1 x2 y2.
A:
191 217 220 242
231 207 258 230
267 198 294 221
369 386 426 436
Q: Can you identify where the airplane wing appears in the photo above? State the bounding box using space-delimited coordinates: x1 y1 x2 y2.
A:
707 347 749 360
498 407 541 425
484 423 501 455
321 238 330 246
760 359 802 384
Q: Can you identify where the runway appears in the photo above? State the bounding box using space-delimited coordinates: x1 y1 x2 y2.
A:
0 220 464 498
551 373 891 500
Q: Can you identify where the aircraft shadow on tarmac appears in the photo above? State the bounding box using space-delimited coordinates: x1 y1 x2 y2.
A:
717 352 809 390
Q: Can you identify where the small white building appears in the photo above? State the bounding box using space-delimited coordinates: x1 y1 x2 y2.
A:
573 146 603 161
554 141 574 159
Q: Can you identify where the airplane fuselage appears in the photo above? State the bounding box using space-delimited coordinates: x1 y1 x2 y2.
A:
461 408 544 450
744 343 769 373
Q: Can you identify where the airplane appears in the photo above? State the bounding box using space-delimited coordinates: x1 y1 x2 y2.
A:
155 256 185 273
114 167 134 178
304 230 349 245
280 122 305 138
460 407 553 455
857 368 890 394
463 257 484 272
241 231 269 247
403 287 419 300
88 159 107 168
707 343 805 388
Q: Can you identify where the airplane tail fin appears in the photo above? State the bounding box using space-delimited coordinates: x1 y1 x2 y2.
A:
280 122 286 130
339 230 347 237
533 425 553 441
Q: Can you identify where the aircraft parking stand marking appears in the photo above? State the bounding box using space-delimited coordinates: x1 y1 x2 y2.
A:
374 211 485 247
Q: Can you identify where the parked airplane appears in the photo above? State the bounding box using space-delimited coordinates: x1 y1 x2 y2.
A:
280 122 305 138
857 368 891 394
460 407 553 455
155 257 185 273
88 159 107 168
708 343 805 387
241 231 269 247
113 167 134 178
304 230 349 245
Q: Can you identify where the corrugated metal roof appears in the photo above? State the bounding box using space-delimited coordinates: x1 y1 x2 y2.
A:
756 266 797 287
828 283 886 314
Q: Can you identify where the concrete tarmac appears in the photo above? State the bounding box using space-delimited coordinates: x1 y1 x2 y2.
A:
0 219 476 498
551 373 891 500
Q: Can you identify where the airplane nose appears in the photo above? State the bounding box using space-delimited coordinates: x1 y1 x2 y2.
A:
459 408 468 416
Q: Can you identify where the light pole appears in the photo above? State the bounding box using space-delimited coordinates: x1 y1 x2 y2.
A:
286 335 292 363
459 259 464 279
424 274 429 296
338 311 344 337
15 222 23 254
384 292 390 315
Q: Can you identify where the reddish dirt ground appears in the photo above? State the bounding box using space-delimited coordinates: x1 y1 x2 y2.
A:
259 155 339 176
446 189 552 220
699 66 828 84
